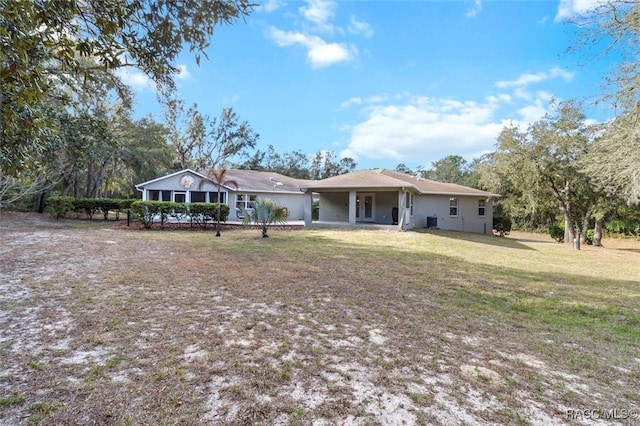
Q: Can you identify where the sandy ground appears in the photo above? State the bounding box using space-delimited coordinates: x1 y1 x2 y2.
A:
1 212 638 425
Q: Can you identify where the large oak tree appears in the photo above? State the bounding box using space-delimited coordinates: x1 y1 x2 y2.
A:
1 0 255 176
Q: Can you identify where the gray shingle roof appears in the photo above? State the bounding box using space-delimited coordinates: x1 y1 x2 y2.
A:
219 169 312 193
302 169 496 197
136 168 496 197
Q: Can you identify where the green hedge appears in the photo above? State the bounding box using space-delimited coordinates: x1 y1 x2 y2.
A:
46 196 75 219
46 196 137 220
130 201 230 229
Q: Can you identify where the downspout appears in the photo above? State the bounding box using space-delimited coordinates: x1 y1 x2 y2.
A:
135 185 146 201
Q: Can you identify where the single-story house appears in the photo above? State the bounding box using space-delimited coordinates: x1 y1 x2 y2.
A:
135 169 311 220
300 169 498 234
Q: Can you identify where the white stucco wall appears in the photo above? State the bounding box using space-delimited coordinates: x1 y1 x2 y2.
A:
374 192 397 225
414 194 493 234
318 192 350 222
251 193 306 220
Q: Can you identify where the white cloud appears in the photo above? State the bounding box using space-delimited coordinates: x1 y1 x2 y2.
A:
342 87 556 165
260 0 285 13
116 68 155 91
466 0 482 18
267 0 366 68
340 96 363 109
175 64 192 80
267 27 355 68
536 90 554 102
300 0 336 33
517 99 550 123
115 64 192 92
344 95 506 164
348 16 374 38
496 67 575 88
514 87 532 101
555 0 604 22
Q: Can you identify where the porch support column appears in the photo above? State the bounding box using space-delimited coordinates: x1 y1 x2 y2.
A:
303 191 313 227
348 191 357 225
397 191 405 230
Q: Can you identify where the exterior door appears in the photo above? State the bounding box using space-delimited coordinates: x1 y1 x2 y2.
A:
174 192 186 203
356 193 375 222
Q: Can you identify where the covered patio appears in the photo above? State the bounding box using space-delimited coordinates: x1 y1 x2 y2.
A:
300 169 496 233
301 171 418 231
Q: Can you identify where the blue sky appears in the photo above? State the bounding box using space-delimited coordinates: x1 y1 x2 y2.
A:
119 0 614 170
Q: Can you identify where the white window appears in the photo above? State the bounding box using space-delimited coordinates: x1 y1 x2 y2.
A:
478 199 486 216
449 198 458 217
236 194 257 210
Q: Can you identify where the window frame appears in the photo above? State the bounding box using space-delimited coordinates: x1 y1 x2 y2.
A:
236 193 257 210
208 192 227 204
478 199 486 217
190 191 206 203
449 197 459 217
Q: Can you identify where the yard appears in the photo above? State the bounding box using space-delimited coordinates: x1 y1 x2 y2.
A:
1 212 639 425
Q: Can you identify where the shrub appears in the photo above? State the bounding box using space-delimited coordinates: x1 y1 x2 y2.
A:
549 225 564 242
167 202 188 223
605 218 630 236
492 203 512 236
119 199 135 210
187 203 217 228
46 196 75 219
98 198 122 220
493 215 512 237
73 198 100 219
189 203 230 223
131 201 163 228
213 203 230 222
130 201 228 229
585 229 594 245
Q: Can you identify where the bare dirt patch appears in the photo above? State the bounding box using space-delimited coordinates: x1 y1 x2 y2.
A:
1 213 638 425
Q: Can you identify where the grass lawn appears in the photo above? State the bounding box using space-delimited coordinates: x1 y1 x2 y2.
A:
1 212 639 425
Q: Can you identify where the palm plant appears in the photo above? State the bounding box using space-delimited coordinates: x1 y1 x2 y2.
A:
241 198 288 238
198 167 238 237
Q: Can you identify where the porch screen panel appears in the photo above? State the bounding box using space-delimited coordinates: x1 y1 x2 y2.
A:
209 192 226 204
190 191 206 203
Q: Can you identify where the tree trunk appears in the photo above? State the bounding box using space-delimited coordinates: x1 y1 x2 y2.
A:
563 179 574 243
31 178 52 213
580 208 592 245
593 217 604 246
215 186 222 237
549 177 574 243
563 212 575 243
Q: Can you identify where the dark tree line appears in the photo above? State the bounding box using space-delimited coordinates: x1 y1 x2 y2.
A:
235 146 356 180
